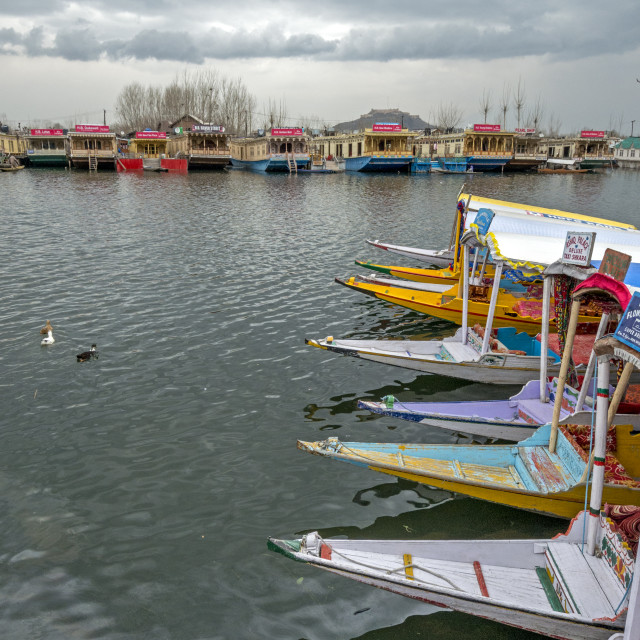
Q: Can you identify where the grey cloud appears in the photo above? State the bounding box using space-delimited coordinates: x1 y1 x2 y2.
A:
107 29 205 63
53 28 103 61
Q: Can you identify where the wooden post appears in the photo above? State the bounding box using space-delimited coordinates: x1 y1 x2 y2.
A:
608 361 635 426
549 298 581 453
461 244 470 345
587 358 611 556
481 261 503 354
539 276 551 403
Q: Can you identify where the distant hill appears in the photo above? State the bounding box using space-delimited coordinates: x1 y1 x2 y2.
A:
333 108 432 132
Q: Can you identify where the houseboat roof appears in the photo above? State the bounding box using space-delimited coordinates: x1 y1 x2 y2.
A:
616 137 640 150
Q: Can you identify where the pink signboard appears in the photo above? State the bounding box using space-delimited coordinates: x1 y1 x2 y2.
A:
473 124 501 132
271 128 303 136
76 124 110 133
135 131 167 139
581 130 605 138
372 123 402 132
30 129 64 136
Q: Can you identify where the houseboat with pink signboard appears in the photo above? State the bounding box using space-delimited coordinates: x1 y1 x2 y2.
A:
168 123 231 170
229 128 310 172
68 124 117 170
118 131 187 172
24 128 69 167
313 123 415 172
419 124 515 172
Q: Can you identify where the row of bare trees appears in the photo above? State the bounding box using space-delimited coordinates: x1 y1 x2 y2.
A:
114 68 297 135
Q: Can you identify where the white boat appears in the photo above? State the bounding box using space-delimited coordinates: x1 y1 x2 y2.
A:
307 325 562 385
269 508 634 640
365 239 454 267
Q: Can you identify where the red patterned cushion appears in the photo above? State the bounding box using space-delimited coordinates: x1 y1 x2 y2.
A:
605 455 640 487
565 424 617 453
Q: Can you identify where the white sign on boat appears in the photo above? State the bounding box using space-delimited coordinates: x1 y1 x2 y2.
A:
561 230 595 266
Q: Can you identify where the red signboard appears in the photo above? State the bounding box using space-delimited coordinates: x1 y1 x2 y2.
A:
76 124 110 133
135 131 166 139
473 124 501 132
581 130 605 138
372 123 402 132
30 129 63 136
271 128 303 136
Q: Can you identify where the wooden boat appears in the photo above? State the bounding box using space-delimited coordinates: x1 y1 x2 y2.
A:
269 507 636 640
539 168 591 174
366 192 636 269
359 379 640 441
297 420 640 519
306 325 564 385
333 274 598 334
0 164 24 171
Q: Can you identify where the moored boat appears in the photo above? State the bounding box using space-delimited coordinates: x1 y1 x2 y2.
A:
230 128 310 172
269 506 637 640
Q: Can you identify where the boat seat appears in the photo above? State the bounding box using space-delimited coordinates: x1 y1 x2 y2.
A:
517 446 573 492
543 540 627 617
517 399 570 425
440 342 481 362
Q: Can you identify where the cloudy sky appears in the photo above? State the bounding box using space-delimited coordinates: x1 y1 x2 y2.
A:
1 0 639 133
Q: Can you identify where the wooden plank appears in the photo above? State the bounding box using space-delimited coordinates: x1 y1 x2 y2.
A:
535 567 564 612
473 561 489 597
404 554 414 581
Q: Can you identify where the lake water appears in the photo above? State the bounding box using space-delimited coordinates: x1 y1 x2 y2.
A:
2 167 640 639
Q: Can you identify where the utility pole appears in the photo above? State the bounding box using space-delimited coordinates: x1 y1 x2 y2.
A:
103 109 106 125
632 120 636 137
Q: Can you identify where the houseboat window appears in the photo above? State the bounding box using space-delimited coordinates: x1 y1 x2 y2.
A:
348 143 353 157
357 142 362 155
455 144 461 154
632 150 636 158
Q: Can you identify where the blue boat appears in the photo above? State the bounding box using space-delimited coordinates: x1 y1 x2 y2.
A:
230 128 310 172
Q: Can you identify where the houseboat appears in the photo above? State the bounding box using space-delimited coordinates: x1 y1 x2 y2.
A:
68 125 117 170
24 128 68 167
542 131 616 169
0 127 25 163
422 125 514 172
230 128 310 172
507 128 547 171
169 122 230 170
615 136 640 169
313 124 415 172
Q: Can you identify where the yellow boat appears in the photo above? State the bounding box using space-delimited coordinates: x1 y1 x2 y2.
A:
298 423 640 519
336 275 600 335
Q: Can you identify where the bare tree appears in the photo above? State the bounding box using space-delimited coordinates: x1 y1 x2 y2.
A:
525 96 544 132
513 78 526 129
435 102 463 131
261 98 289 130
608 112 625 137
499 82 510 130
546 113 563 137
478 89 491 124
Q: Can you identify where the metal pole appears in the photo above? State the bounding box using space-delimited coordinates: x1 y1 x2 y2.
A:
461 244 470 345
586 358 611 555
608 362 635 426
576 313 610 410
539 277 551 403
481 261 503 354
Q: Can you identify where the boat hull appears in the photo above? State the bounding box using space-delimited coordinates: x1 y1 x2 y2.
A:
298 424 640 518
345 155 413 172
365 239 455 267
336 276 600 335
230 154 310 172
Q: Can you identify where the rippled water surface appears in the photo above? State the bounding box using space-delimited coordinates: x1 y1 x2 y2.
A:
2 167 640 639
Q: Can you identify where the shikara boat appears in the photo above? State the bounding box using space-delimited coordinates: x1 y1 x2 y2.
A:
269 507 636 640
298 421 640 519
366 192 636 269
307 325 563 385
0 164 24 171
